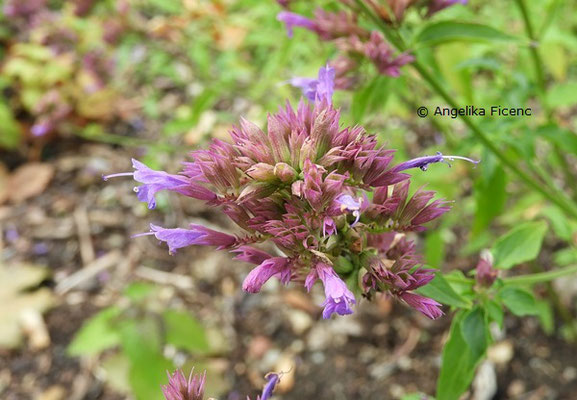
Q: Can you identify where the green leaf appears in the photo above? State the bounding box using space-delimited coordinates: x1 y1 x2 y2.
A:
0 101 21 149
68 307 122 356
437 311 485 400
499 287 538 316
492 221 548 269
417 21 518 46
350 76 391 122
460 307 488 358
485 299 504 328
535 300 554 335
163 310 209 353
416 272 471 308
541 206 577 241
473 157 507 236
119 319 173 400
547 82 577 108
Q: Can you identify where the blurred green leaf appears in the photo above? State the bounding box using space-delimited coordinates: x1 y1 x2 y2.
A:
499 287 538 316
350 76 391 122
119 319 173 400
485 299 504 328
492 221 548 269
163 310 210 354
535 299 554 335
416 272 471 308
0 101 21 149
460 307 488 358
437 310 484 400
546 82 577 108
68 307 122 356
417 21 518 45
473 160 506 236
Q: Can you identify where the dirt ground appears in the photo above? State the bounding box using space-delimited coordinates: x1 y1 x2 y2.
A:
1 141 576 400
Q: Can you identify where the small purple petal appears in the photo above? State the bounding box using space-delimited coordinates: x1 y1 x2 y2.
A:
400 292 443 319
277 11 316 38
260 373 280 400
242 257 291 293
316 263 356 318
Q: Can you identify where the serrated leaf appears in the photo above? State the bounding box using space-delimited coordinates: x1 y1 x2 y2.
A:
416 272 471 308
417 21 518 46
68 307 122 356
499 287 538 316
163 310 209 353
492 221 548 269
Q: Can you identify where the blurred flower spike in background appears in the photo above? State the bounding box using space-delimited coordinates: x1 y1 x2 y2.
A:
162 369 280 400
106 65 479 320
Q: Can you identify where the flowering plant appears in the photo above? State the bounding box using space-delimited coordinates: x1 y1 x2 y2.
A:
106 65 478 320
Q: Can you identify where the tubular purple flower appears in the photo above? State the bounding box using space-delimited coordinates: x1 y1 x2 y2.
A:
231 246 273 265
277 11 316 37
400 292 443 320
161 369 206 400
103 159 216 209
290 65 335 103
141 224 236 254
259 373 281 400
335 194 363 226
308 263 356 318
242 257 291 293
394 151 480 172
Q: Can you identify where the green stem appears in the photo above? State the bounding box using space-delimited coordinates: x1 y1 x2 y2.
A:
514 0 576 199
354 0 577 220
503 264 577 285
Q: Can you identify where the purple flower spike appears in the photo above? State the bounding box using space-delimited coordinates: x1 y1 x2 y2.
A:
142 223 236 254
161 369 205 400
259 373 281 400
310 263 356 318
394 151 480 172
290 65 335 103
335 194 363 226
242 257 291 293
277 11 316 37
400 292 443 320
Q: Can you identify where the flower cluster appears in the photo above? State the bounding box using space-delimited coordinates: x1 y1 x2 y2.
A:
277 0 466 88
107 66 478 319
162 369 280 400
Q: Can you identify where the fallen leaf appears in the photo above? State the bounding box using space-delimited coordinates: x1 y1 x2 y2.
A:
0 263 56 349
8 163 55 203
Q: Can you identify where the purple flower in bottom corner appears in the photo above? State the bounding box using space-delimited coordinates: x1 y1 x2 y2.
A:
162 369 205 400
400 292 443 320
257 373 281 400
307 262 356 319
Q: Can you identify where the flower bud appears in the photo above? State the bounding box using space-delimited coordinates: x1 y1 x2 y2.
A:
274 162 297 182
476 250 497 288
246 163 275 181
